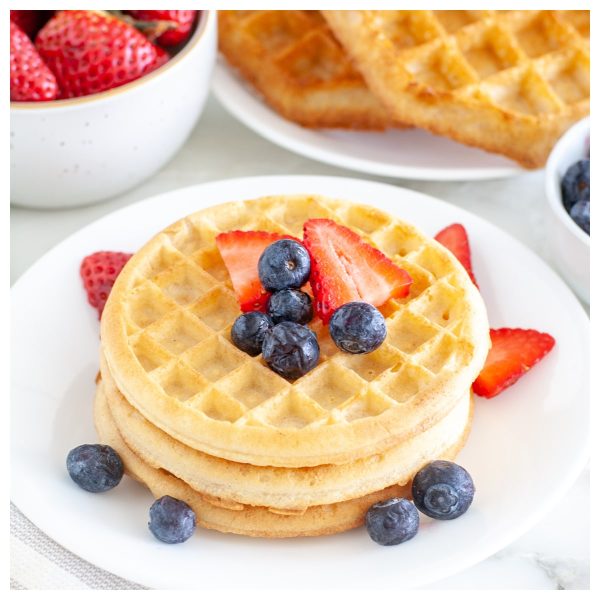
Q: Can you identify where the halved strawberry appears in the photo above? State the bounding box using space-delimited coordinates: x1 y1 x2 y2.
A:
473 328 556 398
80 251 132 318
216 231 297 312
303 219 412 324
434 223 477 287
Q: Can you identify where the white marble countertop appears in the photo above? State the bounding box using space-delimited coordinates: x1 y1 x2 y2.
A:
10 95 589 590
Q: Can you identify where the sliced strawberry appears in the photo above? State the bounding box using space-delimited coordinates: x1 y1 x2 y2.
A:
473 328 556 398
80 251 132 319
216 231 297 313
303 219 412 324
434 223 478 287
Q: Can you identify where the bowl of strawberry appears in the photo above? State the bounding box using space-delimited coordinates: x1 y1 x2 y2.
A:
545 116 590 304
10 10 216 208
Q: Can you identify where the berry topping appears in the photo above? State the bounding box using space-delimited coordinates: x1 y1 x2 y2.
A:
66 444 124 493
80 251 132 318
365 497 419 546
10 20 59 102
258 239 311 292
303 219 412 324
434 223 477 286
267 289 313 325
216 230 296 312
329 302 386 354
473 328 555 399
570 199 590 235
412 460 474 520
231 311 274 356
561 159 590 213
148 496 196 544
262 322 320 380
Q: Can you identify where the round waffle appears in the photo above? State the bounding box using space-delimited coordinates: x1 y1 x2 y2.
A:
101 364 473 510
101 195 489 467
94 382 472 537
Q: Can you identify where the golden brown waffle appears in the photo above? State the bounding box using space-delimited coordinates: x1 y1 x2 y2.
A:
323 10 590 167
94 382 471 537
218 10 392 129
102 363 472 510
100 195 489 468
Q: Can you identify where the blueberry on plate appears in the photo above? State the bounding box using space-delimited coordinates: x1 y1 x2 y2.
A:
561 159 590 212
329 302 386 354
366 497 419 546
267 289 313 325
262 321 319 380
148 495 196 544
412 460 475 520
66 444 124 493
258 239 311 292
231 311 274 356
570 199 590 235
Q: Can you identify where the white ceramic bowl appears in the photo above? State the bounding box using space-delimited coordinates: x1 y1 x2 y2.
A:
10 10 216 209
544 117 590 304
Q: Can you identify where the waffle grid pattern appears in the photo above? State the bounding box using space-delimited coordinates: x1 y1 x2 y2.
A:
117 197 476 433
323 10 589 166
218 10 391 129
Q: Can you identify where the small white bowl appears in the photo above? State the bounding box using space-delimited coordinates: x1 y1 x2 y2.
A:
544 116 590 304
10 10 216 209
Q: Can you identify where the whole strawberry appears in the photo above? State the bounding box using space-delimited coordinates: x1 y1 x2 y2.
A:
80 251 132 318
10 20 59 101
126 10 198 46
36 10 166 99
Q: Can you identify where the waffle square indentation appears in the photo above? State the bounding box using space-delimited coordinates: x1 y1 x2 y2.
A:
146 312 212 355
190 287 240 332
183 335 245 382
295 362 363 410
152 261 217 306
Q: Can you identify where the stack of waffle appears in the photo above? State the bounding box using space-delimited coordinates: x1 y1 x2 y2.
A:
95 195 490 537
219 10 589 168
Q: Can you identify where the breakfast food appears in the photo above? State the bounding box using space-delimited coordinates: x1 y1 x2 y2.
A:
66 443 124 493
365 498 419 546
561 158 590 234
218 10 393 129
10 9 200 102
322 10 590 167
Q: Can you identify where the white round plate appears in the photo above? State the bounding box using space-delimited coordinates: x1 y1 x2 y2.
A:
11 176 588 590
212 60 523 181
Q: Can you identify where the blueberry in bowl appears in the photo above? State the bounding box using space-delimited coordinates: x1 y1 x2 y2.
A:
66 443 124 492
366 497 419 546
561 158 590 234
267 289 313 325
258 239 311 292
412 460 475 520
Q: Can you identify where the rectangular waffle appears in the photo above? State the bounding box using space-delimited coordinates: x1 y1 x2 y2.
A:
323 10 590 167
218 10 393 129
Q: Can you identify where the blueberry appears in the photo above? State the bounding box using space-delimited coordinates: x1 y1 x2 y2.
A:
148 496 196 544
231 311 274 356
570 199 590 234
412 460 475 520
267 289 313 325
365 498 419 546
561 159 590 212
262 322 319 380
258 239 311 292
329 302 386 354
66 444 124 493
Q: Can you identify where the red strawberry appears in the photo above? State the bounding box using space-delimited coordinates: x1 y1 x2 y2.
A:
303 219 412 324
80 251 132 318
216 231 297 313
473 328 555 398
35 10 166 99
126 10 198 46
434 223 478 287
10 20 59 102
10 10 52 38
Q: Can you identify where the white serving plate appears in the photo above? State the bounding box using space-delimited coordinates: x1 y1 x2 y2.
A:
212 61 523 182
11 176 589 589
